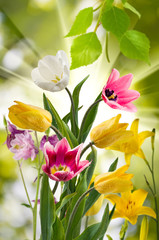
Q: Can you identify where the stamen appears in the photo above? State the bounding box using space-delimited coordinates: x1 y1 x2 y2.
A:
105 88 117 102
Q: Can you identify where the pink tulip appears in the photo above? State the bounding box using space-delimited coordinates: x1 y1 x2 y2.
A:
102 69 140 112
42 138 91 182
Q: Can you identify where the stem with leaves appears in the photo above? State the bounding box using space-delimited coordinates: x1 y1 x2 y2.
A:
120 220 128 240
94 0 106 32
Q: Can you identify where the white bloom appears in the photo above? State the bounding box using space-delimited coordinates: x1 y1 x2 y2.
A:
31 50 70 92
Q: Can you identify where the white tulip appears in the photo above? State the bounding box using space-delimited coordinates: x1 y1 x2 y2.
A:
31 50 70 92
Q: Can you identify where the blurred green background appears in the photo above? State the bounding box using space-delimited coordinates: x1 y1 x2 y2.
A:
0 0 159 239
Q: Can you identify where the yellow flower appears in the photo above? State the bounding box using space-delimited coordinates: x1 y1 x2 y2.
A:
85 195 104 216
140 216 149 240
106 119 154 165
105 189 156 225
8 101 52 132
90 114 133 148
94 165 133 194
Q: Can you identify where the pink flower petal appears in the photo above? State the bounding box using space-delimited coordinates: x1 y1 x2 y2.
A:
55 138 71 166
53 171 74 182
64 145 81 170
74 160 91 177
75 143 84 165
107 69 120 86
122 102 137 112
112 74 133 93
117 90 140 104
44 142 56 167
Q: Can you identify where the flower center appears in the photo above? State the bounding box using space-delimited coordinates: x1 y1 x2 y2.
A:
126 200 136 215
105 89 117 101
51 164 70 174
51 73 63 83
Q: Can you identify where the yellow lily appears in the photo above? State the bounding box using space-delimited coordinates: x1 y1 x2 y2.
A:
106 119 154 165
90 114 133 148
9 101 52 132
94 165 133 194
105 189 156 225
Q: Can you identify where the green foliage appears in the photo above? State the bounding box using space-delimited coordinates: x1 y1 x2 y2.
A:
124 2 141 18
40 174 56 240
83 188 101 216
108 158 118 172
56 192 76 215
52 217 65 240
65 8 93 37
70 32 102 69
120 30 150 64
85 147 97 187
101 6 130 40
74 223 100 240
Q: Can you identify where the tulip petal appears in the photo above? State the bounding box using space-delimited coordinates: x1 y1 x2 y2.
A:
44 142 56 167
55 138 70 166
53 171 74 182
42 55 63 76
122 102 137 112
117 90 140 104
112 73 133 93
106 68 120 86
64 145 81 170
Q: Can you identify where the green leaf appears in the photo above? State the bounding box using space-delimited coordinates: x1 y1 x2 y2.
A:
65 173 87 239
120 30 150 64
86 147 97 187
101 6 130 39
21 203 31 208
62 120 79 147
43 94 73 148
78 92 102 143
72 75 89 132
91 204 110 240
62 106 83 124
83 188 101 216
70 32 102 69
106 235 113 240
40 174 56 240
65 8 93 37
124 2 141 18
56 192 76 214
74 223 100 240
108 158 118 172
52 216 65 240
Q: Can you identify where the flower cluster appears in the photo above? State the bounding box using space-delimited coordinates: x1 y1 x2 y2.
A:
5 50 157 240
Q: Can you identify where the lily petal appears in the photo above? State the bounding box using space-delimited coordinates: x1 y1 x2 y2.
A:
137 206 156 219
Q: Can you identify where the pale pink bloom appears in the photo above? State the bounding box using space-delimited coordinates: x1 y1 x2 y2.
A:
40 134 59 151
42 138 91 182
102 69 140 112
9 131 38 161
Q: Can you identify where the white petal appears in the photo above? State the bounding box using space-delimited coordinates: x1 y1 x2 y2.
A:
42 55 63 75
31 68 48 83
38 60 54 81
56 50 69 69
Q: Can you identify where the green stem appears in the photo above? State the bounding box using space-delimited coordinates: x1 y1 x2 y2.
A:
94 0 106 32
120 219 128 240
93 4 102 12
106 32 110 63
65 187 94 240
80 141 94 158
18 161 33 210
52 181 59 195
151 147 159 239
65 87 77 136
78 99 102 142
33 132 41 240
50 125 63 139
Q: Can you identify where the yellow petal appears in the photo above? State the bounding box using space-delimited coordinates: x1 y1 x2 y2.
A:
105 194 122 205
85 195 104 216
126 215 138 225
130 119 139 135
138 131 155 146
131 189 148 207
95 177 133 194
90 114 121 143
137 206 156 219
135 148 146 160
94 165 129 185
